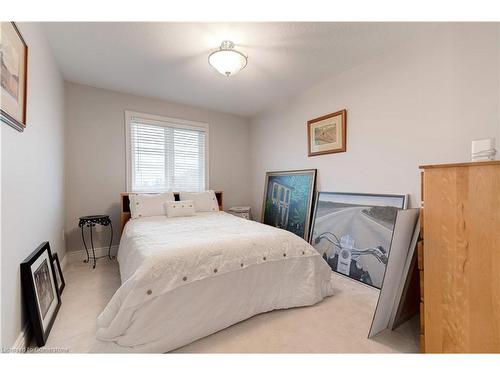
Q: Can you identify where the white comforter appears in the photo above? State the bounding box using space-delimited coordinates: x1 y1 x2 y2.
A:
95 212 334 352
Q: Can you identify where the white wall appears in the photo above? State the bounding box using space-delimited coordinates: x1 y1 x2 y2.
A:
1 23 66 347
64 83 251 252
249 23 500 219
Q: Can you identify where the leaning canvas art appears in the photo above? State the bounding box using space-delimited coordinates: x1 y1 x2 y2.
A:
261 169 316 241
310 192 407 289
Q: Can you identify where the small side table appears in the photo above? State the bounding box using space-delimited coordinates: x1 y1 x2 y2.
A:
78 215 114 269
227 206 252 220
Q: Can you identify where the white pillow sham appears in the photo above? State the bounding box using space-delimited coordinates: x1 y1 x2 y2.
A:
129 192 175 219
179 190 219 212
164 200 196 218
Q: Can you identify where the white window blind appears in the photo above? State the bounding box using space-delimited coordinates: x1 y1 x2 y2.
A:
126 112 208 192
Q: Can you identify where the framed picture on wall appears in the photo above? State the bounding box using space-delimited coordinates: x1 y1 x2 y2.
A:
21 242 61 347
261 169 317 242
307 109 346 156
0 22 28 132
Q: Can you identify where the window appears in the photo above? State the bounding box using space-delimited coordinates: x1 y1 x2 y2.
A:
125 111 209 192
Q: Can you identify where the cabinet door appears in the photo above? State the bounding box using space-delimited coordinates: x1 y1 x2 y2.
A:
423 165 500 353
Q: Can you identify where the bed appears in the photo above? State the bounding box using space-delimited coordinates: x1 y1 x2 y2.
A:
94 194 334 353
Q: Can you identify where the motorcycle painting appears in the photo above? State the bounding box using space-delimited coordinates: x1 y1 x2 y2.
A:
310 192 407 289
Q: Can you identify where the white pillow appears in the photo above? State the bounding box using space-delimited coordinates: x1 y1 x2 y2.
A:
179 190 219 212
164 200 196 218
129 192 175 219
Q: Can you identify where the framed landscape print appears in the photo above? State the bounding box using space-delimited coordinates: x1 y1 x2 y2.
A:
21 242 61 347
309 192 407 289
307 109 346 156
1 22 28 132
261 169 316 241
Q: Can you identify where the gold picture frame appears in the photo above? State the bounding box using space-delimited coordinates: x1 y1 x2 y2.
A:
307 109 346 156
1 22 28 132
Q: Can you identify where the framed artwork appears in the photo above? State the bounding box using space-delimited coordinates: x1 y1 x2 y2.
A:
261 169 317 242
307 109 346 156
1 22 28 132
51 252 65 295
309 192 407 289
21 242 61 347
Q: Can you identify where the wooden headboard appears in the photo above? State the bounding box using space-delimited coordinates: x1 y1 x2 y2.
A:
120 191 224 232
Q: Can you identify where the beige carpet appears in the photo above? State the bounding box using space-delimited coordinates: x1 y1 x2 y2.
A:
42 258 419 353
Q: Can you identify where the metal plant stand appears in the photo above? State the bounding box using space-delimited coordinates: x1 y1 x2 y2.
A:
78 215 114 269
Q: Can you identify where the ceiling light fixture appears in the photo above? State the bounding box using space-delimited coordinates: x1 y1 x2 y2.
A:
208 40 247 77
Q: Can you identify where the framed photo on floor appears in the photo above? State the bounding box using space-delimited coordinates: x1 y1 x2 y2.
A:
21 242 61 347
261 169 317 242
51 252 65 295
0 22 28 132
307 109 346 156
309 192 407 289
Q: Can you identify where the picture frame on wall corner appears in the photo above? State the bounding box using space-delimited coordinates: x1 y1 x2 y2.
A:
307 109 346 156
0 21 28 132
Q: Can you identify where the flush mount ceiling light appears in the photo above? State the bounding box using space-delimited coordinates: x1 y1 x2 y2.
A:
208 40 247 77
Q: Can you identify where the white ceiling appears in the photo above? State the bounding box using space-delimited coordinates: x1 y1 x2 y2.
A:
43 22 436 117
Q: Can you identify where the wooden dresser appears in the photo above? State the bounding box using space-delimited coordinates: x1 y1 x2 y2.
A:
419 161 500 353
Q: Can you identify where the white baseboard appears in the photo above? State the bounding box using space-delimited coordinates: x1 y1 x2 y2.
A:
12 323 30 352
66 245 119 264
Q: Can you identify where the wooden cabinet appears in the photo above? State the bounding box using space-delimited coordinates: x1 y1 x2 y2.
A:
419 161 500 353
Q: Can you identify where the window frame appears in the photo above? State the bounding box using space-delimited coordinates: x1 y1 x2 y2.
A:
125 110 210 192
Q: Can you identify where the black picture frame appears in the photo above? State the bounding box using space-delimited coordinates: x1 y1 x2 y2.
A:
21 242 61 347
51 252 65 295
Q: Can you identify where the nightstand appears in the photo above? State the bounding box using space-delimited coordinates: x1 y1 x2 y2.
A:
227 206 251 220
78 215 113 269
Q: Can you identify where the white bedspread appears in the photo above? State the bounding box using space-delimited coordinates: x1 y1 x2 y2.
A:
95 212 334 352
